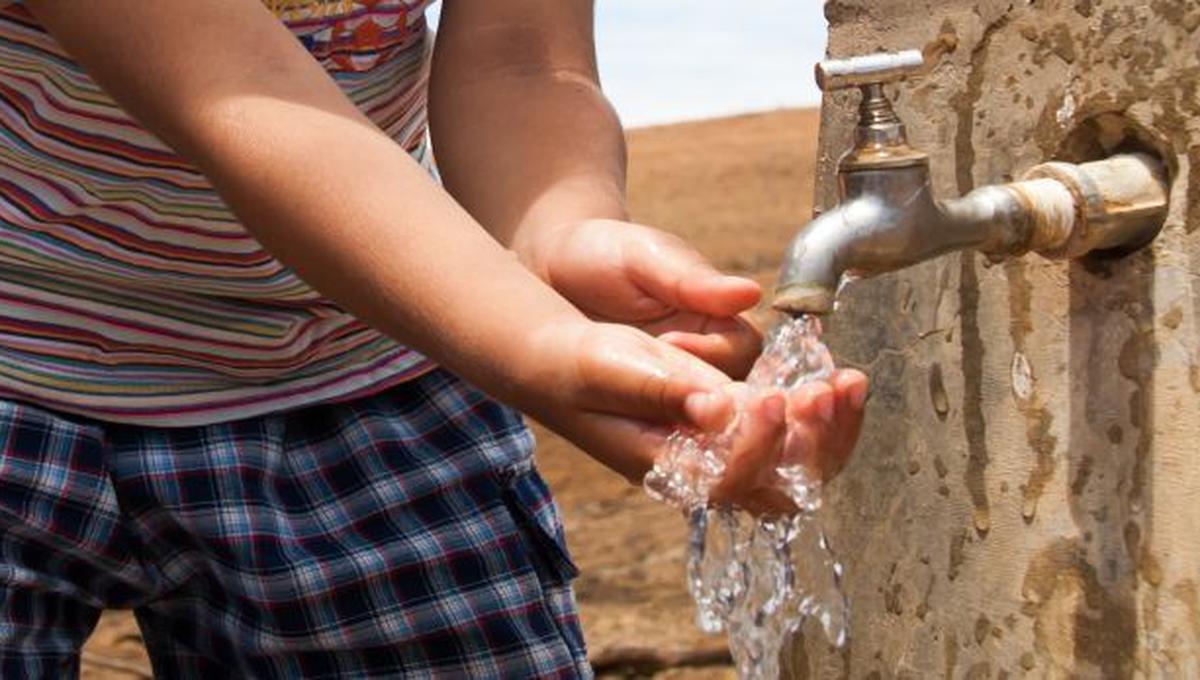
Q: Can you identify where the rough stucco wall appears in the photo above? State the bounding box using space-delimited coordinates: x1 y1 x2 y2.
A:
788 1 1200 677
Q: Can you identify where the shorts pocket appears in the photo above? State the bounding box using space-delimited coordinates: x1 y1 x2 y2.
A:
495 464 579 585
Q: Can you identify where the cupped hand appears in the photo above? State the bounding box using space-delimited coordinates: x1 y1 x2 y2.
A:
705 369 868 516
517 318 868 515
514 319 735 436
526 219 764 378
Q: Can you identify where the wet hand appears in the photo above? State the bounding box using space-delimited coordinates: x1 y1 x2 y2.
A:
527 219 764 378
516 319 868 515
701 369 869 516
513 318 741 478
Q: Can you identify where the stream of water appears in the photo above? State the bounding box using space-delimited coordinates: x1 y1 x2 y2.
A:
644 316 848 679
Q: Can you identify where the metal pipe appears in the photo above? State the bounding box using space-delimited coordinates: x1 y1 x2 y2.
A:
1023 153 1168 257
773 154 1167 316
773 49 1168 317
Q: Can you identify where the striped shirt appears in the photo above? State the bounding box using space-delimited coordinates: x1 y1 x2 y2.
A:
0 1 438 425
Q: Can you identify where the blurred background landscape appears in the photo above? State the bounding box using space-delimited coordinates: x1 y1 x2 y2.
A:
593 0 825 126
83 3 829 678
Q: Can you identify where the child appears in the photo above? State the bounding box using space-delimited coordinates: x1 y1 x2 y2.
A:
0 1 867 677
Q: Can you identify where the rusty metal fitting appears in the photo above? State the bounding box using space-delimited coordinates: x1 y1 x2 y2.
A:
1023 153 1168 259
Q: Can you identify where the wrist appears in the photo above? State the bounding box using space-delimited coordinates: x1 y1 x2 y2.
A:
507 184 629 282
501 312 592 416
509 219 574 283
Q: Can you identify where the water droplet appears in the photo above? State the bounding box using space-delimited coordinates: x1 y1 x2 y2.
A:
929 363 950 419
836 272 861 297
973 508 991 534
901 285 915 312
1011 351 1034 401
1056 91 1076 127
1022 495 1038 521
934 455 949 479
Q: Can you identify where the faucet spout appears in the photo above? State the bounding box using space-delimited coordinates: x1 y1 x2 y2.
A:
775 162 1014 315
773 153 1167 317
774 50 1168 317
773 196 880 314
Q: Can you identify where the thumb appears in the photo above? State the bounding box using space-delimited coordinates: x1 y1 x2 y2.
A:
625 234 761 317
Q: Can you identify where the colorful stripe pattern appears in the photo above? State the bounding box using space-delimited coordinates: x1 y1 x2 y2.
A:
0 1 438 424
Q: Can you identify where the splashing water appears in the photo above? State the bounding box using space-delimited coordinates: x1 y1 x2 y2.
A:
644 316 849 679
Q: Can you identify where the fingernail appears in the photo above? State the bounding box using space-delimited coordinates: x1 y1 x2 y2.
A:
720 275 754 287
848 380 869 410
687 391 734 431
815 390 835 424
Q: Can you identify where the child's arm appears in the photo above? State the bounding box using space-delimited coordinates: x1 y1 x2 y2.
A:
26 0 866 512
429 2 764 377
429 1 625 253
23 0 727 466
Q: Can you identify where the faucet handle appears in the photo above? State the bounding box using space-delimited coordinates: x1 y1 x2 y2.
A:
819 50 930 171
815 50 925 91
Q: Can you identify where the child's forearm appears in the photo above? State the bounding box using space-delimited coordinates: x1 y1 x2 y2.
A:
180 97 587 407
26 0 585 408
429 1 629 271
20 1 870 498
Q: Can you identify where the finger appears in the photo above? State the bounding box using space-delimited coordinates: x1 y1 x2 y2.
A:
781 414 822 477
683 390 737 433
786 373 867 481
824 369 868 476
625 236 761 317
789 380 836 426
711 391 786 503
645 312 763 378
659 324 762 379
639 311 753 337
833 368 870 413
781 382 834 479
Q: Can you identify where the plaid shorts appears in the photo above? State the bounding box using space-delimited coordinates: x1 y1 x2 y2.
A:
0 369 590 679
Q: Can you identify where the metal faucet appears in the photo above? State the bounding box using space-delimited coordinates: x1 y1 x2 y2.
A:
773 50 1170 316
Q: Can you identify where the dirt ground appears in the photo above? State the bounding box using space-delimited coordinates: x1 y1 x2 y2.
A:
79 108 821 679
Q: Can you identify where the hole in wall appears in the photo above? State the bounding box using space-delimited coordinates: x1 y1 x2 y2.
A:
1055 112 1172 169
1055 112 1173 266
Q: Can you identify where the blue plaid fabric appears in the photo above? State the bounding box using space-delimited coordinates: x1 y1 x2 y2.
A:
0 369 590 679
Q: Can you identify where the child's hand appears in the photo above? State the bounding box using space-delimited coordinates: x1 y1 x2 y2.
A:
517 318 867 514
705 370 868 516
526 219 764 378
513 319 741 460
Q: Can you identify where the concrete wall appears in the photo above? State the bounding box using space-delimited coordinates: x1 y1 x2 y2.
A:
790 1 1200 677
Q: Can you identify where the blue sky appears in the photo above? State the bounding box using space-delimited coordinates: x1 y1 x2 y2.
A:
594 1 828 127
428 2 828 128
